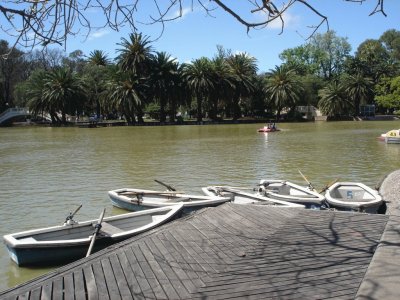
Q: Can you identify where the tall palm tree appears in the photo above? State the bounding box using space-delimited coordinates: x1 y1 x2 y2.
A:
343 73 373 116
88 50 110 66
264 66 303 120
27 68 86 124
227 53 258 120
149 52 178 122
183 57 214 122
318 81 352 117
106 75 145 125
116 33 154 75
208 56 234 120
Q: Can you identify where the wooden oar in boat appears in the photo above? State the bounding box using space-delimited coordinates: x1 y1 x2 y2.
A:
154 179 177 191
63 204 82 224
298 170 315 191
119 190 184 196
319 178 340 193
86 208 106 257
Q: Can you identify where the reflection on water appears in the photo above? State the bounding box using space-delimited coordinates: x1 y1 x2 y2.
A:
1 120 400 290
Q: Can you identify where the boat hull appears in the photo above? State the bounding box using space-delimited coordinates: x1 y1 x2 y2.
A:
325 182 383 213
258 180 325 209
3 205 183 266
5 238 114 266
108 188 231 214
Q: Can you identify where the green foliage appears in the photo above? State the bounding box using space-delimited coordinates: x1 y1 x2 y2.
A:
318 81 353 117
375 76 400 110
264 66 304 120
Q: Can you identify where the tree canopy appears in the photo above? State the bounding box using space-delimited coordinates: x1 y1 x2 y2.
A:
0 1 391 56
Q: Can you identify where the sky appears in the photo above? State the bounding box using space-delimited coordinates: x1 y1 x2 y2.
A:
3 1 400 73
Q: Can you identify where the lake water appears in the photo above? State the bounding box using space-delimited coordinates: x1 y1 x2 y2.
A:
1 120 400 291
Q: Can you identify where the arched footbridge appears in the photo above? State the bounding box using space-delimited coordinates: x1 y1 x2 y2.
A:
0 108 31 125
0 108 51 126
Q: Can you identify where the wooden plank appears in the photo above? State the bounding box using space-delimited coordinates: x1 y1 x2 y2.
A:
29 287 42 300
39 282 52 300
101 258 121 300
147 236 191 298
91 261 110 300
62 273 75 300
159 231 204 290
83 265 99 300
73 269 86 300
151 234 197 294
51 278 63 300
108 253 133 300
15 291 29 300
140 240 180 299
123 246 155 299
134 242 167 299
116 251 144 298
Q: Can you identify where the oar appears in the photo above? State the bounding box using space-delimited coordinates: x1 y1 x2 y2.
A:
319 178 340 193
154 179 177 191
64 204 82 224
298 170 315 191
86 208 106 257
120 191 184 196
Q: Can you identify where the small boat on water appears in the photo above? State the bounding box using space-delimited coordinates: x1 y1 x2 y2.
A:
108 188 232 213
257 180 326 209
378 129 400 144
3 204 183 266
202 186 305 208
324 182 384 213
258 122 280 133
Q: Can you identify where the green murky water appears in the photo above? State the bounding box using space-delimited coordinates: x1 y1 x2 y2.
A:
1 121 400 291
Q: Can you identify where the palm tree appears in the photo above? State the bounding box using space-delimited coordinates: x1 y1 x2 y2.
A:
26 69 54 121
149 52 178 122
88 50 110 66
343 73 373 116
318 81 352 117
116 33 154 75
27 68 86 124
208 56 234 120
183 57 214 122
264 66 303 120
227 53 258 120
106 75 145 125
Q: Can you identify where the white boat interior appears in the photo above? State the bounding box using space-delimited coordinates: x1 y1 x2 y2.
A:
5 205 182 248
258 180 325 204
202 186 305 208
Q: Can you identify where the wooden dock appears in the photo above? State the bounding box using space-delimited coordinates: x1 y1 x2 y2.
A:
0 203 395 300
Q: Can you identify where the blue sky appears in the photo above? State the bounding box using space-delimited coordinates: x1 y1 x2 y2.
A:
3 1 400 73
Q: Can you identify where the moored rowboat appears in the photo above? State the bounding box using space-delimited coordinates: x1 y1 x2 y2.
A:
3 204 183 266
202 186 305 208
108 188 232 213
257 180 326 208
324 182 384 213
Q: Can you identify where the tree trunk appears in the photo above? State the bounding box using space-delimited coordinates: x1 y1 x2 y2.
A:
196 94 203 122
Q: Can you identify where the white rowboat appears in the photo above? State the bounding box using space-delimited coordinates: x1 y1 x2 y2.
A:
324 182 384 213
202 186 305 208
258 180 326 208
3 204 183 266
108 188 232 213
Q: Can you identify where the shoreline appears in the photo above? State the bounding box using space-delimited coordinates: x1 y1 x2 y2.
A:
4 114 400 128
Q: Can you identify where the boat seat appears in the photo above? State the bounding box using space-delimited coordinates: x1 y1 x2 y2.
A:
97 222 123 236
